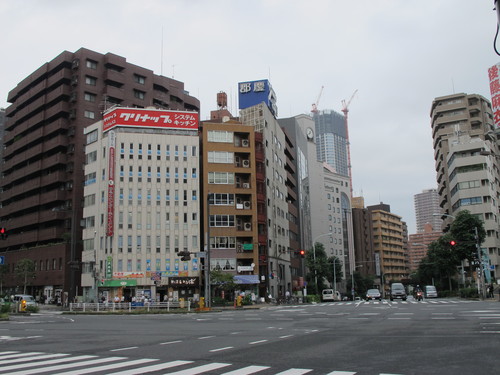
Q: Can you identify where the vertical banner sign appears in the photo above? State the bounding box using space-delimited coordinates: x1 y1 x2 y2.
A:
107 131 116 236
488 63 500 128
106 256 113 279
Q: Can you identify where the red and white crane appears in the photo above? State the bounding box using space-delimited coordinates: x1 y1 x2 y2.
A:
341 89 358 197
311 86 324 114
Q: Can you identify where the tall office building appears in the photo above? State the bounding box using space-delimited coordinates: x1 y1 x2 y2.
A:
430 93 499 281
414 188 441 233
0 48 199 303
313 109 348 177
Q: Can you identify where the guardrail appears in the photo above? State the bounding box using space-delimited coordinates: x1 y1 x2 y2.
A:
69 300 192 312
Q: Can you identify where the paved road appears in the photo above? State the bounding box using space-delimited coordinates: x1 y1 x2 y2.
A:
1 298 499 375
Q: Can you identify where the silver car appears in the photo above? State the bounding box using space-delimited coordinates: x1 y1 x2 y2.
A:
424 285 438 298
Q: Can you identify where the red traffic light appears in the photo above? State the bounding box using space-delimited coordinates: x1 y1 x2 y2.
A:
299 249 305 258
450 240 457 246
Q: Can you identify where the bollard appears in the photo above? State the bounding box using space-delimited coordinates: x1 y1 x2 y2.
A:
199 297 205 309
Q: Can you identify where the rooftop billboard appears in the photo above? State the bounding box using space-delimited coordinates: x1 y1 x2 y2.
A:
238 79 278 117
103 108 199 132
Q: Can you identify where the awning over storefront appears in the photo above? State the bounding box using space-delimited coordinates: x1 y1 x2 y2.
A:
234 275 260 284
99 279 137 287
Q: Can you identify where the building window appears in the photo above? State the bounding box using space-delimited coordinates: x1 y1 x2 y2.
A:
134 90 145 100
85 76 97 86
86 59 97 69
84 110 95 119
84 92 96 102
208 151 234 164
86 129 98 145
134 74 146 84
207 130 234 143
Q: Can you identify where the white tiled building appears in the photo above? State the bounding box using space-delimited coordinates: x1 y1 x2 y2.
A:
81 107 201 303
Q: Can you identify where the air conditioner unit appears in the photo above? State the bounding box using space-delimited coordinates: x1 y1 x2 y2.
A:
244 222 252 231
243 201 251 209
235 156 241 166
71 76 78 86
242 139 250 147
72 59 80 69
70 92 77 102
242 160 250 167
242 183 250 189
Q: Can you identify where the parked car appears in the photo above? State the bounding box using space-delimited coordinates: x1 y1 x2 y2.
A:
12 294 38 307
321 289 341 302
366 289 382 301
389 283 407 301
424 285 438 298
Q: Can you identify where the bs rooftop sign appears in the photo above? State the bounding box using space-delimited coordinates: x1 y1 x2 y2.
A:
238 79 278 117
103 108 199 132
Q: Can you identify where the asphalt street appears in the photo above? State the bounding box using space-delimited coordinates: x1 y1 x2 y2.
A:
1 297 499 375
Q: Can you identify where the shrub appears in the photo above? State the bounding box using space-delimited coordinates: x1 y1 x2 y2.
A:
459 287 479 299
26 305 39 313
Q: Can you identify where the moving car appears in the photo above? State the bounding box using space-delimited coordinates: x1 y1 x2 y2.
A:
389 283 407 301
321 289 341 302
424 285 438 298
365 288 382 301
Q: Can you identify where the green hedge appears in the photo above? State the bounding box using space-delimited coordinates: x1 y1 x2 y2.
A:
459 287 479 299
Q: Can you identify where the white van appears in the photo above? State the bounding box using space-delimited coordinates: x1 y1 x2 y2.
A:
321 289 341 302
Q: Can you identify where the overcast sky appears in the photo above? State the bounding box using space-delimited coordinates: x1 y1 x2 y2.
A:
0 1 498 233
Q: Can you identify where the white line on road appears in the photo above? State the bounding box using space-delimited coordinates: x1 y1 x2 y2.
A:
325 371 357 375
209 347 234 352
249 340 268 345
273 368 312 375
165 362 232 375
221 365 270 375
198 336 215 340
110 347 138 352
106 360 193 375
279 335 294 339
160 340 182 345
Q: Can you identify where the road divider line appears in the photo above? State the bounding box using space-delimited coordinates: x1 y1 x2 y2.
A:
209 347 234 352
160 340 182 345
249 340 268 345
110 347 138 352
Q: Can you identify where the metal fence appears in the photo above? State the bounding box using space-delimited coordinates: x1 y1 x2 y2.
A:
69 300 192 312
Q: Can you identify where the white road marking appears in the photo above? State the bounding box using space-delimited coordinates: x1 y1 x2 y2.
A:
209 346 234 352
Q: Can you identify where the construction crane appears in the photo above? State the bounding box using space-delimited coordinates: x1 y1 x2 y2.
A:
341 89 358 198
311 86 324 114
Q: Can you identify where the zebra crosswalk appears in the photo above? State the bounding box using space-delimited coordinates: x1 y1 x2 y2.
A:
0 351 403 375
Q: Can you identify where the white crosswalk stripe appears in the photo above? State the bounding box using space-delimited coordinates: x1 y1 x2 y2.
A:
0 351 405 375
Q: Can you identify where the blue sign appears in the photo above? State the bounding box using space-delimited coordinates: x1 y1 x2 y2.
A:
0 256 4 265
238 79 278 117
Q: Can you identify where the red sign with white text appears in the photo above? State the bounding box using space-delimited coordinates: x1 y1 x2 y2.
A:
107 131 116 237
488 63 500 128
103 108 199 132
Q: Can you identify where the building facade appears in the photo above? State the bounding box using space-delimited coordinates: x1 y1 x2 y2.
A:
200 119 261 299
0 48 199 303
407 224 442 272
368 203 408 291
313 109 348 177
81 107 201 303
430 93 499 281
414 188 441 233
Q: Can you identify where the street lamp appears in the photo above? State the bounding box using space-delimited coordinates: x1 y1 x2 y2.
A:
312 232 333 293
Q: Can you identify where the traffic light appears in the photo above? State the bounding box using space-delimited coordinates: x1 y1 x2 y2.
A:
0 228 6 240
178 250 191 261
449 240 457 246
299 249 306 258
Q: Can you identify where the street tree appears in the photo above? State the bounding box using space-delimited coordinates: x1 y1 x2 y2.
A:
0 264 8 296
210 269 237 300
449 210 486 263
14 258 36 294
326 256 343 288
305 242 331 294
